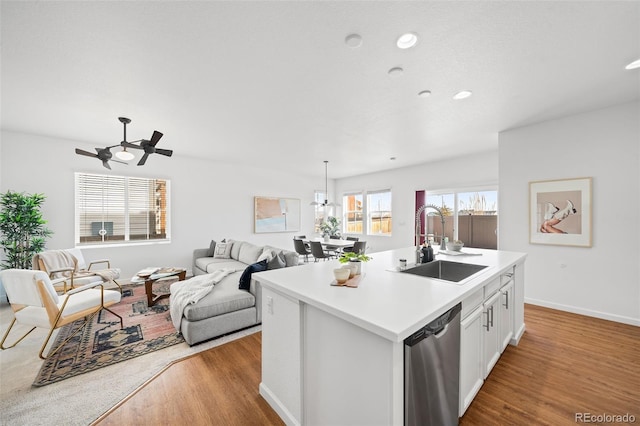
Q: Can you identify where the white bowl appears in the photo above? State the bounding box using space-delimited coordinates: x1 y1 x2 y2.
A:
447 241 464 251
333 268 351 284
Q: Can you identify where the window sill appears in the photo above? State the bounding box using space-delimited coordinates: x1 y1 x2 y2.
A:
76 240 171 249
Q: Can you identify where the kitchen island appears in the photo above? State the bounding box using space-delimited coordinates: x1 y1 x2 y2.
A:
254 246 526 425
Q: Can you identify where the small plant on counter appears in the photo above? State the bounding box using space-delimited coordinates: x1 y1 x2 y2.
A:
338 252 371 263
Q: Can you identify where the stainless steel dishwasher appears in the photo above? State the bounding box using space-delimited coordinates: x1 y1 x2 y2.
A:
404 303 462 426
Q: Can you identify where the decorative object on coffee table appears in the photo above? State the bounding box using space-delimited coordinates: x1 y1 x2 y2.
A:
132 267 186 307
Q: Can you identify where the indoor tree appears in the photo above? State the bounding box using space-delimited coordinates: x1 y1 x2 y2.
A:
0 191 53 269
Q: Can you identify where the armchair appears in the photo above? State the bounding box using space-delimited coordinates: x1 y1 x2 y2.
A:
0 269 122 359
32 248 121 293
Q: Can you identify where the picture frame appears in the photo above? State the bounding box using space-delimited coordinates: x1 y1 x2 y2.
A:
529 177 592 247
254 196 301 233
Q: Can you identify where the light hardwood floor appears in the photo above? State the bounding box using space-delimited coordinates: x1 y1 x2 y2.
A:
94 304 640 425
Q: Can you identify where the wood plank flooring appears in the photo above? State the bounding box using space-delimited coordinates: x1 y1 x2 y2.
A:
94 305 640 425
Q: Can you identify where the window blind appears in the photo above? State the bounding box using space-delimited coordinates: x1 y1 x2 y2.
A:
75 172 170 245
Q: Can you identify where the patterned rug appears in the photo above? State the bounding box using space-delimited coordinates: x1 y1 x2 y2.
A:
33 282 184 386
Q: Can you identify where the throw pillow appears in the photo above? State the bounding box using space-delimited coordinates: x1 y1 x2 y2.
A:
239 259 268 291
267 251 286 270
257 248 275 263
213 241 233 259
206 240 216 257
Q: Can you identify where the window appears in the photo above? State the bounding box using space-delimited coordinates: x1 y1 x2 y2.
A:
367 190 392 235
342 192 363 234
75 172 170 246
421 189 497 249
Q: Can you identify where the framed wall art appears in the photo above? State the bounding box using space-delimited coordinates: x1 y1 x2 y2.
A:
254 196 301 233
529 177 592 247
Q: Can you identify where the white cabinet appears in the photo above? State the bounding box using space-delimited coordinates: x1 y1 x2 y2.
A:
499 279 514 352
482 290 501 378
459 305 484 416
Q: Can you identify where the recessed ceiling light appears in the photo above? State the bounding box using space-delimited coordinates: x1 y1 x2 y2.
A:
453 90 473 100
418 90 432 98
345 33 363 49
625 59 640 70
397 32 418 49
388 66 404 77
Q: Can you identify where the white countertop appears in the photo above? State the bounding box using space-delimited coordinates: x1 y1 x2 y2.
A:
254 246 526 343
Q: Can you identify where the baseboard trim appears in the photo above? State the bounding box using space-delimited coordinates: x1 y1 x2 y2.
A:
259 382 300 426
524 298 640 326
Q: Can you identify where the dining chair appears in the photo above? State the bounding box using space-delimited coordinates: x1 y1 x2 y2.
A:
309 241 334 262
342 236 360 253
352 241 367 255
0 269 123 359
293 238 313 262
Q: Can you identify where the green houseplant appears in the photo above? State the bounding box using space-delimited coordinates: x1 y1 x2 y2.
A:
338 251 371 276
0 191 53 269
319 216 341 238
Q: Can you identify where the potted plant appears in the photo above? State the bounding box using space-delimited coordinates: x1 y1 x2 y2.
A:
0 191 53 269
319 216 341 241
338 251 371 276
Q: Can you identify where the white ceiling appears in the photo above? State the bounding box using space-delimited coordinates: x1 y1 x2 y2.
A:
2 1 639 179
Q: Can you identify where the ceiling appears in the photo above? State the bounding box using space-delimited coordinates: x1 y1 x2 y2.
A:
2 1 639 179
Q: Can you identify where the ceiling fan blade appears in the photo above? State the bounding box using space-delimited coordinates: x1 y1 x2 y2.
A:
102 160 111 170
111 158 128 165
137 153 150 166
121 141 143 150
149 131 163 147
155 148 173 157
75 148 98 158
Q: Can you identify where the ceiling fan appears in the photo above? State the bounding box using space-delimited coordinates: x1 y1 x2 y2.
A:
75 117 173 169
74 146 126 170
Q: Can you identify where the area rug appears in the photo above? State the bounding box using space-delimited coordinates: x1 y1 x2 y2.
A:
33 281 183 386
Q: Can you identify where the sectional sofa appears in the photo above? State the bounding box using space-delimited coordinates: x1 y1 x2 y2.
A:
173 239 298 345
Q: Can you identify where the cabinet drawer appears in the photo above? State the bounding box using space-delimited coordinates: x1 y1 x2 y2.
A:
462 287 484 319
501 266 515 286
484 277 501 298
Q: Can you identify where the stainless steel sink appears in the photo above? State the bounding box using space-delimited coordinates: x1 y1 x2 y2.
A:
400 260 488 283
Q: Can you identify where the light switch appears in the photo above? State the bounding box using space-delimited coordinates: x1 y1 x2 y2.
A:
267 296 274 314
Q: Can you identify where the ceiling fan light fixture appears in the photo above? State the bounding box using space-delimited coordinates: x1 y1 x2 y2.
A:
115 149 135 161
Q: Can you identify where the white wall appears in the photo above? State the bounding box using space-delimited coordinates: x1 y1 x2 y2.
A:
499 102 640 325
0 130 319 285
334 150 499 254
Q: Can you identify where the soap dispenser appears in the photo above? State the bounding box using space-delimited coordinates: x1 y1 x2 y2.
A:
421 243 434 263
421 243 433 263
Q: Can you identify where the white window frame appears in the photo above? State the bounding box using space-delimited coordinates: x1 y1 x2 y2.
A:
342 191 364 235
75 172 171 247
425 185 497 243
366 189 392 236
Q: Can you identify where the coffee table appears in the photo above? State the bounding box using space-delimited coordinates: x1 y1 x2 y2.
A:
132 267 186 307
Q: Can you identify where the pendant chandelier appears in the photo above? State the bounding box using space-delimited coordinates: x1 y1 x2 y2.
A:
311 160 340 207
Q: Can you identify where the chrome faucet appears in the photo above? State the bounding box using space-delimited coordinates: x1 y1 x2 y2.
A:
415 204 447 264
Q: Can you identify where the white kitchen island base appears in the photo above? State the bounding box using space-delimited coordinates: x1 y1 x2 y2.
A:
256 247 526 425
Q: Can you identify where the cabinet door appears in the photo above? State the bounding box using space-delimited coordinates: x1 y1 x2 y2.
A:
459 306 484 417
499 280 514 352
482 291 501 379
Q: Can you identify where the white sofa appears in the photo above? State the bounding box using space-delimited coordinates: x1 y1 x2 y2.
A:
174 240 298 345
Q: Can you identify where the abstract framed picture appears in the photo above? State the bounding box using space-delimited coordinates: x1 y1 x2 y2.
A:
254 196 301 233
529 177 592 247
